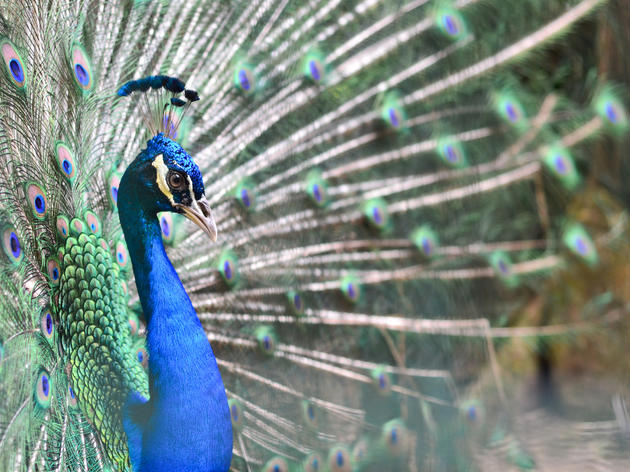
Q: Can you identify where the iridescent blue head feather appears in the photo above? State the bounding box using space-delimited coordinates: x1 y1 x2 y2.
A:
143 133 205 200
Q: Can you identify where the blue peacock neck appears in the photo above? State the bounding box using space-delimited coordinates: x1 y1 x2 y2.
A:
118 166 232 471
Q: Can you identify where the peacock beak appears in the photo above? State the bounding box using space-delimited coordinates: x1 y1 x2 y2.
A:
176 196 217 242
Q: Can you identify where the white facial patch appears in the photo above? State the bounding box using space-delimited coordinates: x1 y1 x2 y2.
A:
152 154 175 204
186 170 195 203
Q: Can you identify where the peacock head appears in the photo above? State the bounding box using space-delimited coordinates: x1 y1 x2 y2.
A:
118 133 217 241
116 75 215 240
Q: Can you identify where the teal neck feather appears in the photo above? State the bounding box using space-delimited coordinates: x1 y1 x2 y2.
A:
118 154 232 472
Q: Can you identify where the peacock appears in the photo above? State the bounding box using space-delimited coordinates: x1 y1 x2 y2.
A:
0 0 629 470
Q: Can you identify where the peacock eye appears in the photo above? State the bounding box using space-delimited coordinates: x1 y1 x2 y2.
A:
167 171 186 190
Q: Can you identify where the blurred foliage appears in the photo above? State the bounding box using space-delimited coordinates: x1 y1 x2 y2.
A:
487 0 630 419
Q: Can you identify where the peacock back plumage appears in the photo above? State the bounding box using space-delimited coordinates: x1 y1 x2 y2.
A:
0 0 629 470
